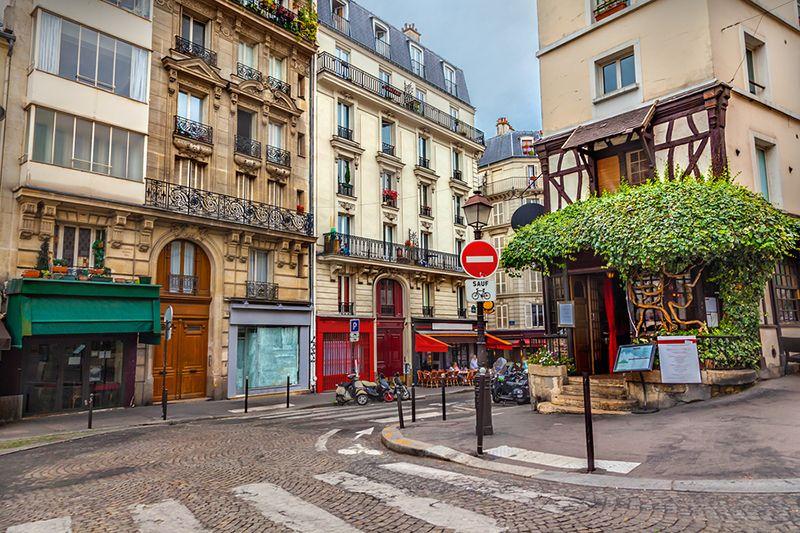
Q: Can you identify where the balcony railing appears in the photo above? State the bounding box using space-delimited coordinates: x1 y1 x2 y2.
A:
337 126 354 141
235 135 262 159
174 116 213 144
411 60 425 77
482 176 542 197
422 306 435 317
375 37 390 58
237 62 262 82
458 307 468 318
231 0 314 43
382 142 395 157
332 13 350 35
267 76 291 95
322 232 463 273
418 157 430 169
317 52 485 145
338 302 355 315
168 274 197 295
454 214 465 225
593 0 629 21
175 35 217 67
444 79 458 97
452 170 464 182
246 280 278 301
338 182 354 197
145 178 313 236
420 205 432 217
265 145 291 167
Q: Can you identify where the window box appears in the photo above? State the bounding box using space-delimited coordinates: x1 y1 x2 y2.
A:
594 0 628 21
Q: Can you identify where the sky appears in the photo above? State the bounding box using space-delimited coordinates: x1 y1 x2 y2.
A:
355 0 541 138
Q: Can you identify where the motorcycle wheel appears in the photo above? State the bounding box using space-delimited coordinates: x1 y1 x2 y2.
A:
336 397 346 405
383 392 395 402
356 394 369 406
401 390 411 401
492 394 501 403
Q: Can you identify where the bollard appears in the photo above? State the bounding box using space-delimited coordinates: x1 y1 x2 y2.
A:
244 376 249 414
87 392 94 429
161 378 167 421
286 376 291 408
396 389 405 429
441 380 447 421
582 372 596 473
477 375 485 455
411 384 416 422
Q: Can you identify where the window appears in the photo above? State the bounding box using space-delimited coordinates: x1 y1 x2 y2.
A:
526 303 545 328
337 159 353 195
269 122 284 149
378 69 392 98
755 143 772 201
335 46 350 64
420 231 430 252
297 132 306 157
417 135 429 166
267 180 283 205
178 91 204 122
419 183 431 208
443 64 457 95
598 51 635 95
332 0 349 33
422 282 433 313
775 259 800 323
497 304 509 329
492 235 506 252
37 12 149 102
337 101 351 136
30 107 145 180
528 270 542 293
374 23 390 57
452 149 461 172
492 201 505 226
337 213 352 236
237 109 255 140
239 42 256 68
249 249 269 282
410 44 424 76
236 172 254 201
383 224 394 245
269 55 285 81
381 171 395 191
174 157 205 189
333 0 349 19
496 270 507 294
55 225 103 267
626 149 649 184
338 275 353 312
455 238 464 257
453 195 464 224
457 286 467 314
168 240 196 294
415 89 426 104
103 0 151 18
381 119 394 148
521 137 535 155
297 74 306 99
181 13 206 46
745 34 766 95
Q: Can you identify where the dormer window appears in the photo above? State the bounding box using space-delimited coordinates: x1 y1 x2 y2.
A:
520 137 535 155
332 0 349 34
374 22 390 58
443 64 457 96
410 44 424 77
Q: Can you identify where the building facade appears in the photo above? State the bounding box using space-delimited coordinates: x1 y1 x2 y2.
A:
535 0 799 376
0 0 317 417
478 118 545 356
313 0 485 390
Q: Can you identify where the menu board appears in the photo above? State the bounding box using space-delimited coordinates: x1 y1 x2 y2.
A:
657 336 702 384
613 344 656 373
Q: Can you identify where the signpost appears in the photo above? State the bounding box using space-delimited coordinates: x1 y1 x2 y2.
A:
613 343 658 414
460 240 499 279
349 318 360 375
466 278 496 303
658 336 702 384
162 305 173 421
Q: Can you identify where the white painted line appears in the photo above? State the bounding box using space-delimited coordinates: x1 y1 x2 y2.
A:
337 443 382 456
381 462 589 514
486 445 640 474
353 427 374 439
465 256 494 263
315 472 500 533
315 428 341 452
228 403 294 414
259 405 346 419
130 499 208 533
7 517 72 533
233 482 361 533
370 410 443 423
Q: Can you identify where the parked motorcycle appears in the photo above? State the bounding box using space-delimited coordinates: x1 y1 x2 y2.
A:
335 374 370 406
492 370 530 404
392 373 411 401
376 374 395 402
358 376 384 403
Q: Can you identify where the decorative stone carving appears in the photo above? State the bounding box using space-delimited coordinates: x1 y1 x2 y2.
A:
110 212 129 249
382 211 397 222
213 86 222 109
39 203 57 240
173 136 213 162
455 228 466 239
18 201 38 240
234 153 262 175
167 68 178 95
230 92 239 113
338 200 356 213
420 220 433 230
225 231 241 262
138 218 155 252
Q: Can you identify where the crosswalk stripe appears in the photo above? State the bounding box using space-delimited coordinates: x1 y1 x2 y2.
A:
233 482 361 533
486 445 640 474
130 499 207 532
370 410 443 423
381 462 590 514
228 403 295 414
282 406 434 423
259 405 346 420
6 517 71 533
315 471 501 533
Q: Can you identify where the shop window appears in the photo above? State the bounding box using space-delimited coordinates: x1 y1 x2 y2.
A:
236 326 300 394
54 225 104 267
775 259 800 323
626 149 649 185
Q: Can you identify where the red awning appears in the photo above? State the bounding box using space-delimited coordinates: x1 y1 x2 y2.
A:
486 333 514 351
415 333 451 353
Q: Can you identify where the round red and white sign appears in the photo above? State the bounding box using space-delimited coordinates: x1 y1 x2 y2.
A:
460 240 499 278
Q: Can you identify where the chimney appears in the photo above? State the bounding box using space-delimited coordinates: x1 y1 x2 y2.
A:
496 117 514 136
402 23 421 42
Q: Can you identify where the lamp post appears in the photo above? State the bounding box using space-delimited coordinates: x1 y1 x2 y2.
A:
463 191 493 366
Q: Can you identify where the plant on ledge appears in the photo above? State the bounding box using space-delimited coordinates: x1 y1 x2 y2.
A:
235 0 317 43
502 171 799 369
382 189 398 201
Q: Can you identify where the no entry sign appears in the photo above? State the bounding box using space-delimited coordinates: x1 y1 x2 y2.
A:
460 240 499 278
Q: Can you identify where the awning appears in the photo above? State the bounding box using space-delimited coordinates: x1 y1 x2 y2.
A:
486 333 514 351
0 321 10 351
415 333 450 353
4 278 162 349
419 331 514 351
561 102 656 150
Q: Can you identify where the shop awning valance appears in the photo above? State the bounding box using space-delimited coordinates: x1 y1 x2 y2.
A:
415 333 451 353
419 331 514 351
3 278 162 349
486 333 514 351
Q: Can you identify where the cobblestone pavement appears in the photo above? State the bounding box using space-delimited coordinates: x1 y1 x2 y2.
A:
1 398 799 532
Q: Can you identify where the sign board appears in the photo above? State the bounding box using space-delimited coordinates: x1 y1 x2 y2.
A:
460 241 499 278
164 305 174 341
657 336 702 384
349 319 360 342
557 301 575 328
349 332 360 342
613 344 656 373
482 301 495 315
466 278 496 302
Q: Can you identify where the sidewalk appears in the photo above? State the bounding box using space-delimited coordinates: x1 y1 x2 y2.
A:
384 375 800 489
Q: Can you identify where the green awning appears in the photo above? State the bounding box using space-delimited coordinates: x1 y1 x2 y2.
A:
3 278 161 349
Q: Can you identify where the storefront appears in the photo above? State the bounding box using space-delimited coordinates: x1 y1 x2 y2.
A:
315 317 375 392
0 278 161 416
227 303 312 397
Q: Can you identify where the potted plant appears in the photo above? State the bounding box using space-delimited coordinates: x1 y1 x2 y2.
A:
22 269 41 278
296 204 305 214
594 0 628 21
52 258 69 274
138 275 152 284
526 346 571 403
78 268 90 281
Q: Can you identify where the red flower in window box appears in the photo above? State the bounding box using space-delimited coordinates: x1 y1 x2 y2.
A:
382 188 398 200
296 204 305 213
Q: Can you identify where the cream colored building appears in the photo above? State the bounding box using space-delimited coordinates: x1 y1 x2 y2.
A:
313 0 485 389
0 0 317 416
535 0 799 376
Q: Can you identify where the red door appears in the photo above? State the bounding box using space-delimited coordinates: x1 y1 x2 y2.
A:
376 320 404 376
316 318 374 392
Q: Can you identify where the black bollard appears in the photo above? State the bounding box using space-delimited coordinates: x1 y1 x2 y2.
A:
411 385 416 422
244 377 249 414
582 372 596 473
396 389 405 429
477 375 485 455
441 380 447 421
87 392 94 429
161 378 167 421
286 376 290 408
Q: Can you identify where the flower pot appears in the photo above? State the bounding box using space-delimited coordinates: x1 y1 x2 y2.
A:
138 276 152 284
22 269 41 278
529 364 567 378
51 265 68 274
91 276 112 282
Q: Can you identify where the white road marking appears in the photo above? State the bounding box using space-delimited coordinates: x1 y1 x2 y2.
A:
465 255 495 263
315 472 501 533
233 482 361 533
228 403 294 414
370 410 446 423
381 462 590 514
353 427 374 439
337 443 382 456
130 499 207 533
486 445 640 474
259 405 347 420
7 517 72 533
315 428 341 452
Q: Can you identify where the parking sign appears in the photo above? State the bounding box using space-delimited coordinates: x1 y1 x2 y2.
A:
349 318 360 342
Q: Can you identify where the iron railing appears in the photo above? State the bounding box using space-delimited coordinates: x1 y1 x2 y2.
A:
168 274 197 295
322 232 463 273
237 62 262 82
594 0 629 19
420 205 432 217
454 214 465 225
231 0 313 42
317 52 485 145
235 135 261 159
267 75 291 95
175 35 217 67
380 304 396 316
422 306 435 317
375 37 390 58
337 126 354 141
246 280 278 301
338 182 354 196
174 116 213 144
382 142 395 156
444 79 458 96
265 145 291 167
452 170 464 182
338 302 355 315
411 60 425 77
145 178 314 235
331 13 350 35
482 176 542 197
418 157 430 169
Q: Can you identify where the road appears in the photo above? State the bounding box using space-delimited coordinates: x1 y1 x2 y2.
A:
1 394 798 532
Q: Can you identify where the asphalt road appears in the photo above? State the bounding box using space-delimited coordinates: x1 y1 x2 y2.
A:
1 395 799 532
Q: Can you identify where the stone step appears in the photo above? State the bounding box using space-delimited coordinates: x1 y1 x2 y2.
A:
560 383 628 399
536 401 631 416
551 393 637 412
566 376 626 387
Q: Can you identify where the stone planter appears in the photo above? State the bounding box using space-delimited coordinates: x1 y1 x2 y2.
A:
624 368 758 409
528 364 568 403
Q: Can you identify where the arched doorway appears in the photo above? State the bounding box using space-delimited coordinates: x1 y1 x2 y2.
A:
154 240 211 400
375 278 404 376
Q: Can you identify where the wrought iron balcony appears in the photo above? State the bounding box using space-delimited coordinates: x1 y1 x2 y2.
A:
231 0 312 43
422 306 435 317
338 182 354 197
246 280 278 301
174 116 213 144
337 126 354 141
452 170 464 182
145 178 314 236
175 35 217 67
454 214 465 225
594 0 629 21
481 176 542 197
317 52 485 145
419 205 432 217
458 307 468 318
322 232 463 274
237 62 262 82
338 302 355 315
267 76 291 95
418 157 430 169
265 145 291 167
375 37 390 58
332 13 350 35
235 135 262 159
381 142 395 157
168 274 197 295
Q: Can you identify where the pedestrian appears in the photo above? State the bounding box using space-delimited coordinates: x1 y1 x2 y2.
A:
469 354 479 370
493 354 508 375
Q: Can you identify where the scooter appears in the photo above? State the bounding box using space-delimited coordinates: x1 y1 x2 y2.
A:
376 374 395 402
335 374 370 406
392 373 411 401
357 376 384 403
492 370 530 404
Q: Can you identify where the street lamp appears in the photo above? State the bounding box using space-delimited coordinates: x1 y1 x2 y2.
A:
463 191 493 367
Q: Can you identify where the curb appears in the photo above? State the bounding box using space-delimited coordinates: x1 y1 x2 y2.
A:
380 426 800 494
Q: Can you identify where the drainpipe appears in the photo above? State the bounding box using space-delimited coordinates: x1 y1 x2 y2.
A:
308 51 317 392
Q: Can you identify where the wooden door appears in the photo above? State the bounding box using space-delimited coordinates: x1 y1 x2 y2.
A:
177 319 208 399
570 276 592 373
376 321 403 376
597 156 621 194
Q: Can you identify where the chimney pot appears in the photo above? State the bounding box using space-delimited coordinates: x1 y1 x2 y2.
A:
402 23 421 42
496 117 513 136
